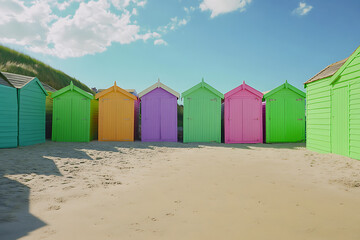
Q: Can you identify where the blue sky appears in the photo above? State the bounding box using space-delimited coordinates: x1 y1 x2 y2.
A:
1 0 360 95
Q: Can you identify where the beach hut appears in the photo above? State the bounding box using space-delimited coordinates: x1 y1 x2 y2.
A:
182 79 224 143
263 81 305 143
52 82 98 142
0 73 18 148
304 45 360 159
1 72 48 147
224 81 263 144
139 79 180 142
95 82 137 141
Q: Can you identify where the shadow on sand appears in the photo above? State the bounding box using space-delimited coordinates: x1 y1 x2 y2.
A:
0 144 62 240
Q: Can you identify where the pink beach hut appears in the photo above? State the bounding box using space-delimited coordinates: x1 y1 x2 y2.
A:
224 81 263 144
138 79 180 142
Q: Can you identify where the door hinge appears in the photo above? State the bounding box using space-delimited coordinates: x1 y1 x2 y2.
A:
210 98 217 102
268 99 276 101
296 98 303 101
297 118 303 121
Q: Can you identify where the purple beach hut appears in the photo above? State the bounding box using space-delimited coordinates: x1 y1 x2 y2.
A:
139 79 180 142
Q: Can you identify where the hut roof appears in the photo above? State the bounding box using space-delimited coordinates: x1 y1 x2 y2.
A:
305 45 360 85
95 82 137 100
225 81 263 99
0 72 14 87
41 82 57 92
182 79 224 99
1 71 47 95
52 81 93 99
139 79 180 98
304 58 347 84
263 81 305 99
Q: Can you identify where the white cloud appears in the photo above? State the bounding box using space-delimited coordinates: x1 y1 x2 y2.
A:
199 0 252 18
184 6 196 13
54 0 81 11
136 0 146 7
154 39 167 46
132 8 137 15
293 2 313 16
0 0 159 58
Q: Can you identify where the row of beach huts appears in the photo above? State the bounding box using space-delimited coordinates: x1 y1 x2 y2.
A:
0 45 360 160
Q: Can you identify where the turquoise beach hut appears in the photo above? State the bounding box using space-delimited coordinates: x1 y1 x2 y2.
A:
0 72 18 148
1 72 48 147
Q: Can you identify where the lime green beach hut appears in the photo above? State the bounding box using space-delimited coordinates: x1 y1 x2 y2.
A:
263 81 305 143
305 45 360 160
0 73 18 148
182 79 224 143
52 82 98 142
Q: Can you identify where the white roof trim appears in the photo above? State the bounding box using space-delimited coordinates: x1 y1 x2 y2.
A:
138 79 180 98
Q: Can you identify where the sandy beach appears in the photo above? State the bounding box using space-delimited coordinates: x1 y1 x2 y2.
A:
0 141 360 240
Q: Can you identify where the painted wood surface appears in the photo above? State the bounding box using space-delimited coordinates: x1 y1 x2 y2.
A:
140 87 178 142
0 84 18 148
263 81 305 143
18 79 47 146
182 80 224 143
224 82 263 144
95 83 137 142
52 82 98 142
306 45 360 160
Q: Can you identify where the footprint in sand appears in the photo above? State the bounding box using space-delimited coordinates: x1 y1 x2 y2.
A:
48 205 61 211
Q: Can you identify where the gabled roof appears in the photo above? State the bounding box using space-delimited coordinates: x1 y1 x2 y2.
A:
1 71 47 95
263 80 305 99
182 78 224 99
125 89 138 97
0 72 14 87
225 81 263 99
52 81 94 99
330 45 360 85
304 58 347 85
1 72 35 88
41 82 57 92
139 79 180 99
95 82 137 100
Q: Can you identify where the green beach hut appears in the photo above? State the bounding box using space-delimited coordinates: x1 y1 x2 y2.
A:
0 73 18 148
182 79 224 143
263 81 306 143
305 45 360 159
52 82 98 142
1 72 48 147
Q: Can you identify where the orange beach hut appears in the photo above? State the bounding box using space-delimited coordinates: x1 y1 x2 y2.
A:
95 82 138 141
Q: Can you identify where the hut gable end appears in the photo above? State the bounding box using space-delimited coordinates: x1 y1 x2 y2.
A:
330 45 360 85
96 84 137 100
139 80 179 99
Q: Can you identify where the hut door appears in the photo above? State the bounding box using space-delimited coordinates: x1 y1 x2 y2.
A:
160 97 176 141
331 86 349 156
285 96 305 142
71 97 89 141
53 97 72 141
117 98 134 141
100 97 116 141
229 98 243 142
243 98 261 142
268 98 285 142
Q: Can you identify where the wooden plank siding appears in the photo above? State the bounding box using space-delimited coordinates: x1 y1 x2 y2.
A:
306 76 331 153
306 47 360 159
18 80 46 146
